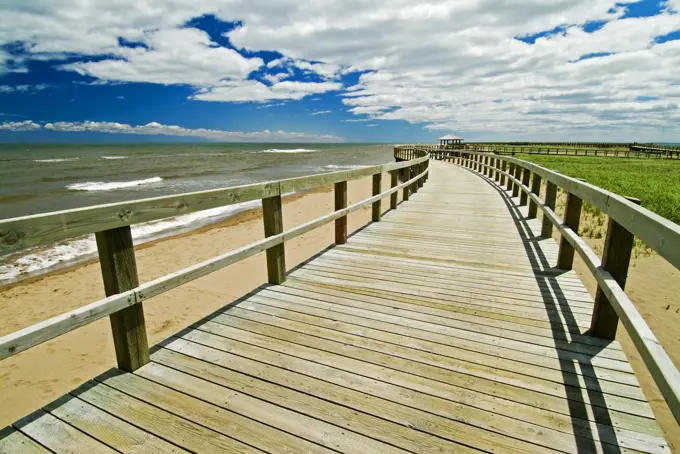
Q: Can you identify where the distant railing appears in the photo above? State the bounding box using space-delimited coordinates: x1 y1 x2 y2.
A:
0 150 429 372
463 144 680 159
400 145 680 424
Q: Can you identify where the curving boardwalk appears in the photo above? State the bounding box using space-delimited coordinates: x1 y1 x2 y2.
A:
1 161 669 453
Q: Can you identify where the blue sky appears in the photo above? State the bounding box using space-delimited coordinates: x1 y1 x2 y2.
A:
1 0 678 143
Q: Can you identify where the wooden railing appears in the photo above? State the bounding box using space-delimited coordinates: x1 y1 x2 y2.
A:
399 146 680 424
0 150 429 371
460 144 680 159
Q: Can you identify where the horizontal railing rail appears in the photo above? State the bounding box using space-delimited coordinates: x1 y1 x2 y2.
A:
402 145 680 424
0 151 429 370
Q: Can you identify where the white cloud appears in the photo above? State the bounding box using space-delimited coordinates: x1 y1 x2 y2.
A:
193 80 342 102
1 1 680 138
311 110 331 115
0 120 41 130
366 124 378 127
3 119 341 142
0 84 48 93
64 28 263 86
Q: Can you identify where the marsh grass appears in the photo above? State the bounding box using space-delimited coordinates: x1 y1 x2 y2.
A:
521 154 680 257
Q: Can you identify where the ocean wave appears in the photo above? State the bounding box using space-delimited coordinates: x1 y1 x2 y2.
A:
323 164 368 170
0 200 262 284
101 156 127 160
262 148 318 153
33 158 80 163
66 177 163 191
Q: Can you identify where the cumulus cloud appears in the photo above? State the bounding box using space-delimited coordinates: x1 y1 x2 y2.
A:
0 120 41 130
193 80 342 102
1 1 680 138
1 119 341 142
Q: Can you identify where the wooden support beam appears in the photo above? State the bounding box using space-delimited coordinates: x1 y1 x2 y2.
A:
512 166 522 198
95 227 149 372
541 181 557 238
402 167 410 201
334 181 348 244
372 173 382 222
590 197 641 340
494 158 500 182
411 165 418 194
500 161 506 185
528 174 541 218
262 195 286 284
520 168 530 206
557 192 583 269
506 163 515 190
390 171 398 209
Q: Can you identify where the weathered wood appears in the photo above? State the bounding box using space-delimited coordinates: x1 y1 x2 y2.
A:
262 195 286 284
506 163 515 190
335 181 348 245
0 426 50 453
372 173 382 222
557 192 583 270
528 174 541 218
411 165 419 194
520 168 530 206
541 181 557 238
403 167 411 201
390 171 398 209
500 161 507 185
590 197 641 340
512 165 522 197
95 227 149 372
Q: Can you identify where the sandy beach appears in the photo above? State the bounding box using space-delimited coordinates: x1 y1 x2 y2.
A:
1 172 678 451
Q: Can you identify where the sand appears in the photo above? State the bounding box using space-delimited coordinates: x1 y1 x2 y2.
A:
1 173 678 451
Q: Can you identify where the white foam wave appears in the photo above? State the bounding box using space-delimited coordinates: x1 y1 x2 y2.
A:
34 158 79 163
66 177 163 191
262 148 318 153
101 156 127 160
0 199 262 284
323 164 368 170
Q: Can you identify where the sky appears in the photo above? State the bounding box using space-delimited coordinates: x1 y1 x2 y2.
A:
0 0 678 143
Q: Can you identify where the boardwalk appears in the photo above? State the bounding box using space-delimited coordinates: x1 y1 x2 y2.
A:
1 160 669 453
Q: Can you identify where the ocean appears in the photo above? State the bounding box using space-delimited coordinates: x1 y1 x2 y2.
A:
0 142 395 283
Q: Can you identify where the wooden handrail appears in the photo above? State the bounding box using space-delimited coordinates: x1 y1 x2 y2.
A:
0 151 429 366
413 146 680 424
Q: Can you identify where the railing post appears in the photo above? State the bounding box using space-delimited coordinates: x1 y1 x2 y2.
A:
557 192 583 269
494 158 500 182
541 181 557 237
484 156 490 176
95 226 149 372
512 166 522 198
403 167 410 201
520 168 530 206
262 195 286 284
506 163 515 190
372 173 382 222
589 197 641 339
528 174 542 218
500 161 507 185
418 162 424 188
390 171 398 209
411 164 419 194
334 181 348 244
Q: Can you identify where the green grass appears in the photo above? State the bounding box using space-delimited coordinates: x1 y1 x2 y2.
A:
516 154 680 225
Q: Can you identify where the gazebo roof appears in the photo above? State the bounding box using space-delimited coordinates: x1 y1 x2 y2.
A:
438 134 464 140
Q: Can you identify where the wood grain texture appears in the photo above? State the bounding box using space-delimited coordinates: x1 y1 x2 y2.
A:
372 173 382 222
557 192 583 270
334 181 348 244
262 195 286 284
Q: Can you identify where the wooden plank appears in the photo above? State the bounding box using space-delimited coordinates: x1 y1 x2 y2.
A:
372 172 382 221
44 394 188 453
335 181 348 244
95 226 149 372
96 369 336 454
557 192 583 270
14 410 118 453
262 195 286 284
73 379 261 453
0 426 50 453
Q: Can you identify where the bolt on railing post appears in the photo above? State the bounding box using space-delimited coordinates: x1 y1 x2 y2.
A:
372 173 382 222
541 181 557 238
334 181 348 245
95 226 150 372
262 194 286 284
557 191 583 269
390 171 399 209
589 197 642 340
528 174 541 218
520 168 530 206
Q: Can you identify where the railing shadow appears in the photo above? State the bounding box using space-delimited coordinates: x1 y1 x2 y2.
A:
458 165 621 453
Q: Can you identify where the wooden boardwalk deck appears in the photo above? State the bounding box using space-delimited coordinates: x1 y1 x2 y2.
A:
1 161 670 454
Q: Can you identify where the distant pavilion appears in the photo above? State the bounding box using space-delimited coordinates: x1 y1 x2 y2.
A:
438 134 464 147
